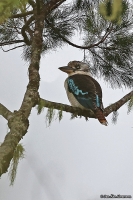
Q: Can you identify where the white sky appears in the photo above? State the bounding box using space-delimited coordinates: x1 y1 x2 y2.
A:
0 42 133 200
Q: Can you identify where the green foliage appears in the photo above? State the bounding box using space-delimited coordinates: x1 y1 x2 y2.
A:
58 110 63 122
83 0 133 88
37 100 63 125
8 143 25 186
99 0 123 24
70 113 78 120
46 108 55 127
0 0 28 24
0 0 133 89
0 17 22 43
45 109 64 126
23 0 93 60
127 96 133 114
42 7 78 56
111 110 119 124
37 100 46 114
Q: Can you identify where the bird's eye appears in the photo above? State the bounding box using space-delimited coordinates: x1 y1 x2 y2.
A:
75 64 80 69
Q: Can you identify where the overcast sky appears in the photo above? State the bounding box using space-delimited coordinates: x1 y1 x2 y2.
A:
0 41 133 200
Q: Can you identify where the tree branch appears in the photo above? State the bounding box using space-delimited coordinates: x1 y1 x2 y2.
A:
39 98 95 118
2 44 25 52
104 90 133 116
28 0 36 7
0 0 69 176
0 5 45 177
21 16 35 45
1 88 132 176
47 0 66 12
10 11 33 19
0 103 13 120
89 48 109 65
36 0 41 14
0 40 24 47
45 19 113 50
39 90 133 119
0 111 29 176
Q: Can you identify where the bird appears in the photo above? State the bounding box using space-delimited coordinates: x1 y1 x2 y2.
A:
59 60 108 126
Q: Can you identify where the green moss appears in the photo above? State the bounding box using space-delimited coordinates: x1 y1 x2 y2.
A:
37 100 46 114
8 143 25 186
70 113 78 120
45 108 55 127
37 101 65 126
58 110 63 122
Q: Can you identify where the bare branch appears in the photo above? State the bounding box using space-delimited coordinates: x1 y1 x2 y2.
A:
10 11 33 19
45 19 113 50
0 40 24 47
0 103 13 120
104 91 133 116
47 0 66 12
28 0 36 7
89 48 109 65
2 44 25 52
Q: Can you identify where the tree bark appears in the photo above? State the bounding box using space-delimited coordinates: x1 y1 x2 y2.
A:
0 1 44 176
0 103 13 120
0 0 66 178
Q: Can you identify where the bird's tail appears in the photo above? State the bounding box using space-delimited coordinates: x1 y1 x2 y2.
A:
95 108 108 126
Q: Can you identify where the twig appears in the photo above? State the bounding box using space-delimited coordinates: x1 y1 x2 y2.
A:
45 19 113 50
2 44 25 52
0 40 24 46
28 0 36 7
0 103 13 120
47 0 66 12
104 90 133 116
10 11 33 19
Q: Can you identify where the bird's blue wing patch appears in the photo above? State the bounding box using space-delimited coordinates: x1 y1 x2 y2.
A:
67 78 95 109
96 95 100 107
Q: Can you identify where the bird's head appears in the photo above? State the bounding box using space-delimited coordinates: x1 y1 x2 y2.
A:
59 61 91 76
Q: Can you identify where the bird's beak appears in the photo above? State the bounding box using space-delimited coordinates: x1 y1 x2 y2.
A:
58 66 73 73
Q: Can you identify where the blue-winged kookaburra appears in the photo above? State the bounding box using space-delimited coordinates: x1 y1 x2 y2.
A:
59 61 108 126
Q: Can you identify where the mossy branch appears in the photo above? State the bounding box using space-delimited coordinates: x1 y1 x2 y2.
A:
37 91 133 121
37 99 95 119
8 143 25 186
